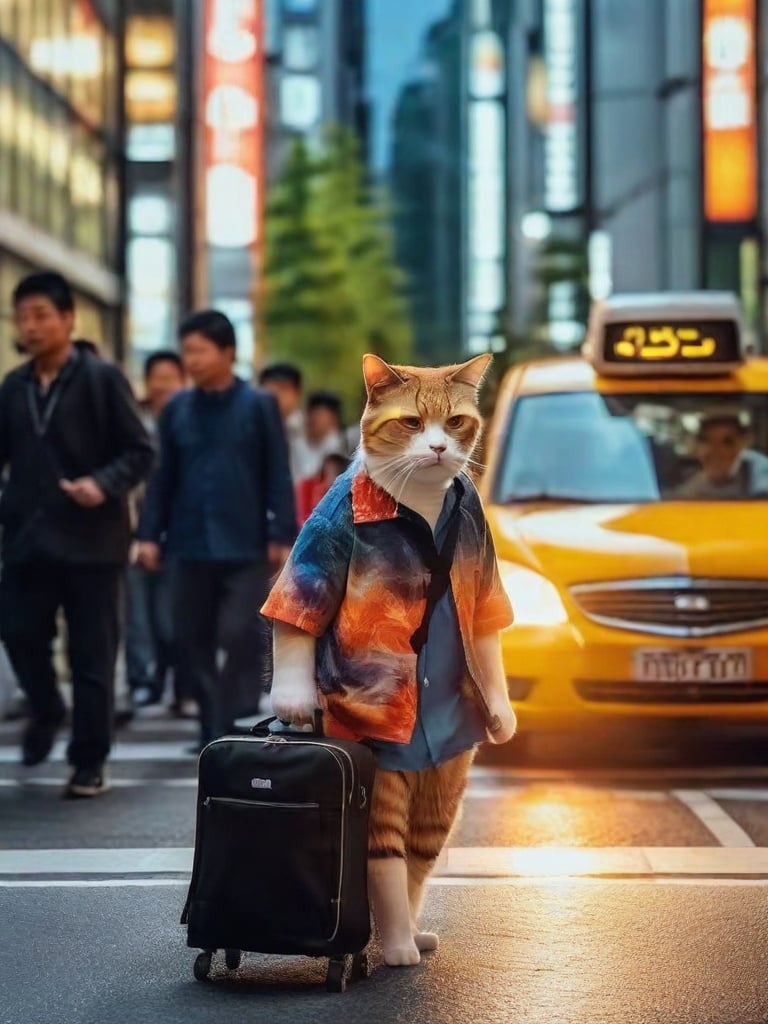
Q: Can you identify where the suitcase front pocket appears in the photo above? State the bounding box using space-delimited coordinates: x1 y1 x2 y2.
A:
193 796 344 951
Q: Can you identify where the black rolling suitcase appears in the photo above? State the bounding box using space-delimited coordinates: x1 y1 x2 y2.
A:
181 718 377 992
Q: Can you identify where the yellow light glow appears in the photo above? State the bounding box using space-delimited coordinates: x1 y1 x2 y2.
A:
499 563 568 627
126 70 177 122
612 324 719 362
126 17 175 69
510 848 618 877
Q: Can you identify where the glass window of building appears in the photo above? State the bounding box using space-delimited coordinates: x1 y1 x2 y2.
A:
0 0 15 39
283 0 318 12
0 55 15 211
283 26 318 70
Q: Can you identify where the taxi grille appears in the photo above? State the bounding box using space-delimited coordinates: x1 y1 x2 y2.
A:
570 578 768 638
575 681 768 704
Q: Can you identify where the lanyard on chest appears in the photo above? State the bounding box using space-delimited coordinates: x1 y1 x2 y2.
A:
25 357 77 438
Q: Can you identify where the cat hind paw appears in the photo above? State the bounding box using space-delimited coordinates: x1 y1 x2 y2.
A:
382 942 421 967
414 931 439 952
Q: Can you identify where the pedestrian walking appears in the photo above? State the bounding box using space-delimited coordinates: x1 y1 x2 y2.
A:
0 271 154 797
125 350 192 715
136 310 297 751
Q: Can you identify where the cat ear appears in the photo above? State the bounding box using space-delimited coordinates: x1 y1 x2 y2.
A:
447 353 492 389
362 354 406 395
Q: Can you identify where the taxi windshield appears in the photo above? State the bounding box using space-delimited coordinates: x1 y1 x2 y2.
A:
494 391 768 504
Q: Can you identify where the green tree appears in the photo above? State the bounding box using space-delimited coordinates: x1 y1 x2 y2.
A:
262 129 412 416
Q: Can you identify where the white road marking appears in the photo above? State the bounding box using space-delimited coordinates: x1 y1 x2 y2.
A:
5 846 768 879
708 788 768 801
5 876 768 889
0 848 193 874
0 777 197 788
0 741 198 764
471 765 768 782
0 879 189 888
465 786 666 801
672 790 755 847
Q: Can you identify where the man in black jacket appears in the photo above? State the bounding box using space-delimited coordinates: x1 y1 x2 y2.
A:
136 309 297 751
0 272 154 797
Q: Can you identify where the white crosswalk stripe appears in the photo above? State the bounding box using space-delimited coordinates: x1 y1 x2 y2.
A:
4 721 768 887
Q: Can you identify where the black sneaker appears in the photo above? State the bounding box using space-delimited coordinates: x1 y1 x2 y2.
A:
21 717 64 767
64 766 109 799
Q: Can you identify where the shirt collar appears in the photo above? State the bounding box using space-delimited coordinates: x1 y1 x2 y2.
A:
351 469 466 525
24 346 78 383
351 470 398 524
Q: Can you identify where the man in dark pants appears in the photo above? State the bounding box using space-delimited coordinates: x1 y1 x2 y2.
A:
0 272 154 797
126 350 188 713
136 310 296 750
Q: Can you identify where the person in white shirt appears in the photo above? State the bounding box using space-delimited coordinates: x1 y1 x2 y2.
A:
258 363 314 482
302 390 348 478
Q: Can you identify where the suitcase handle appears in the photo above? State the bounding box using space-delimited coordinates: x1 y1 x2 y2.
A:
250 710 324 737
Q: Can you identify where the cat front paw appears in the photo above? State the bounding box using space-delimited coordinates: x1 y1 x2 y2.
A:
270 675 319 724
487 705 517 745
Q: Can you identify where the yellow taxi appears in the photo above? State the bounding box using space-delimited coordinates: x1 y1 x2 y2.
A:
481 292 768 739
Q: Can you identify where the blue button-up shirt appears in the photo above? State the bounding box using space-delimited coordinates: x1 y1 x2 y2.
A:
137 380 297 561
364 484 488 770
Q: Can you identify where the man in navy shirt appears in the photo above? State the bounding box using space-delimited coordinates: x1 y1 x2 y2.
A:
136 310 297 749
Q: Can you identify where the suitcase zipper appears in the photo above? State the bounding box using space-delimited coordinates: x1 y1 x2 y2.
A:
203 797 320 810
193 736 352 944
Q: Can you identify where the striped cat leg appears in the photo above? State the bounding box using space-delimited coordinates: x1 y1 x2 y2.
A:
406 750 474 952
368 768 421 967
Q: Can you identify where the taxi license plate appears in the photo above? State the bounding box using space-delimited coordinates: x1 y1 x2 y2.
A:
633 647 752 683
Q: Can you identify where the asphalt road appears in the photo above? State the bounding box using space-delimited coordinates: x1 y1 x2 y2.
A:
3 712 768 1023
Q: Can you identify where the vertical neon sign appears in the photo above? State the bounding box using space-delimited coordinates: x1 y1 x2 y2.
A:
202 0 264 251
703 0 757 223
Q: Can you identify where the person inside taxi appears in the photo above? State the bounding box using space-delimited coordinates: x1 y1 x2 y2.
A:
675 414 768 499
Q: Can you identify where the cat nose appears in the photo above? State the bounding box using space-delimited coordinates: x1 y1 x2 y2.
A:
430 443 447 454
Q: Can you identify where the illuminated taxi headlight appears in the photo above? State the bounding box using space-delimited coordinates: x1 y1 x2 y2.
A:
499 562 568 626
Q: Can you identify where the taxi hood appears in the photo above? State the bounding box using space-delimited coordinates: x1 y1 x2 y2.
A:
487 501 768 585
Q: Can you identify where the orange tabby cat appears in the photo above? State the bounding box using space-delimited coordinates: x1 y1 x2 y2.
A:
263 354 516 967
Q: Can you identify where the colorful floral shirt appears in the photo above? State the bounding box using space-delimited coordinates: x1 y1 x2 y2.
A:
261 466 513 744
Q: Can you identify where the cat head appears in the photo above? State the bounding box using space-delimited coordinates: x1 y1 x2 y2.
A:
360 353 491 493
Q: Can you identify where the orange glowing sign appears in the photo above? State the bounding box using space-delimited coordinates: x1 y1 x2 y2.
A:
703 0 757 223
202 0 264 249
603 322 741 365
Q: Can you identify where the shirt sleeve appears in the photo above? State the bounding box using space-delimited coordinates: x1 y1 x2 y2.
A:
256 391 298 545
90 364 155 499
261 489 353 637
474 518 514 636
136 400 178 543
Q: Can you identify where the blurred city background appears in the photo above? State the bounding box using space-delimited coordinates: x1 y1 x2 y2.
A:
0 0 764 412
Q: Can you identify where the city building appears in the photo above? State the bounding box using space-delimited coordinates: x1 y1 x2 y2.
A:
389 6 463 363
388 0 510 363
194 0 367 375
0 0 125 374
507 0 767 351
123 0 194 379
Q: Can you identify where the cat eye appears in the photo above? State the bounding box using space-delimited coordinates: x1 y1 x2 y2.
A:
446 415 466 429
400 416 422 431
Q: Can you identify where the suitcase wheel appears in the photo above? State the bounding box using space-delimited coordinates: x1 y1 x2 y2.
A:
193 951 213 982
326 957 347 993
225 949 242 972
350 951 370 982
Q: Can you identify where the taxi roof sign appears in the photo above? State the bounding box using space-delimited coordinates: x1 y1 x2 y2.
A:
583 292 747 377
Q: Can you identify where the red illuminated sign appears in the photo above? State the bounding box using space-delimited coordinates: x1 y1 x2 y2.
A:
202 0 264 249
703 0 758 223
